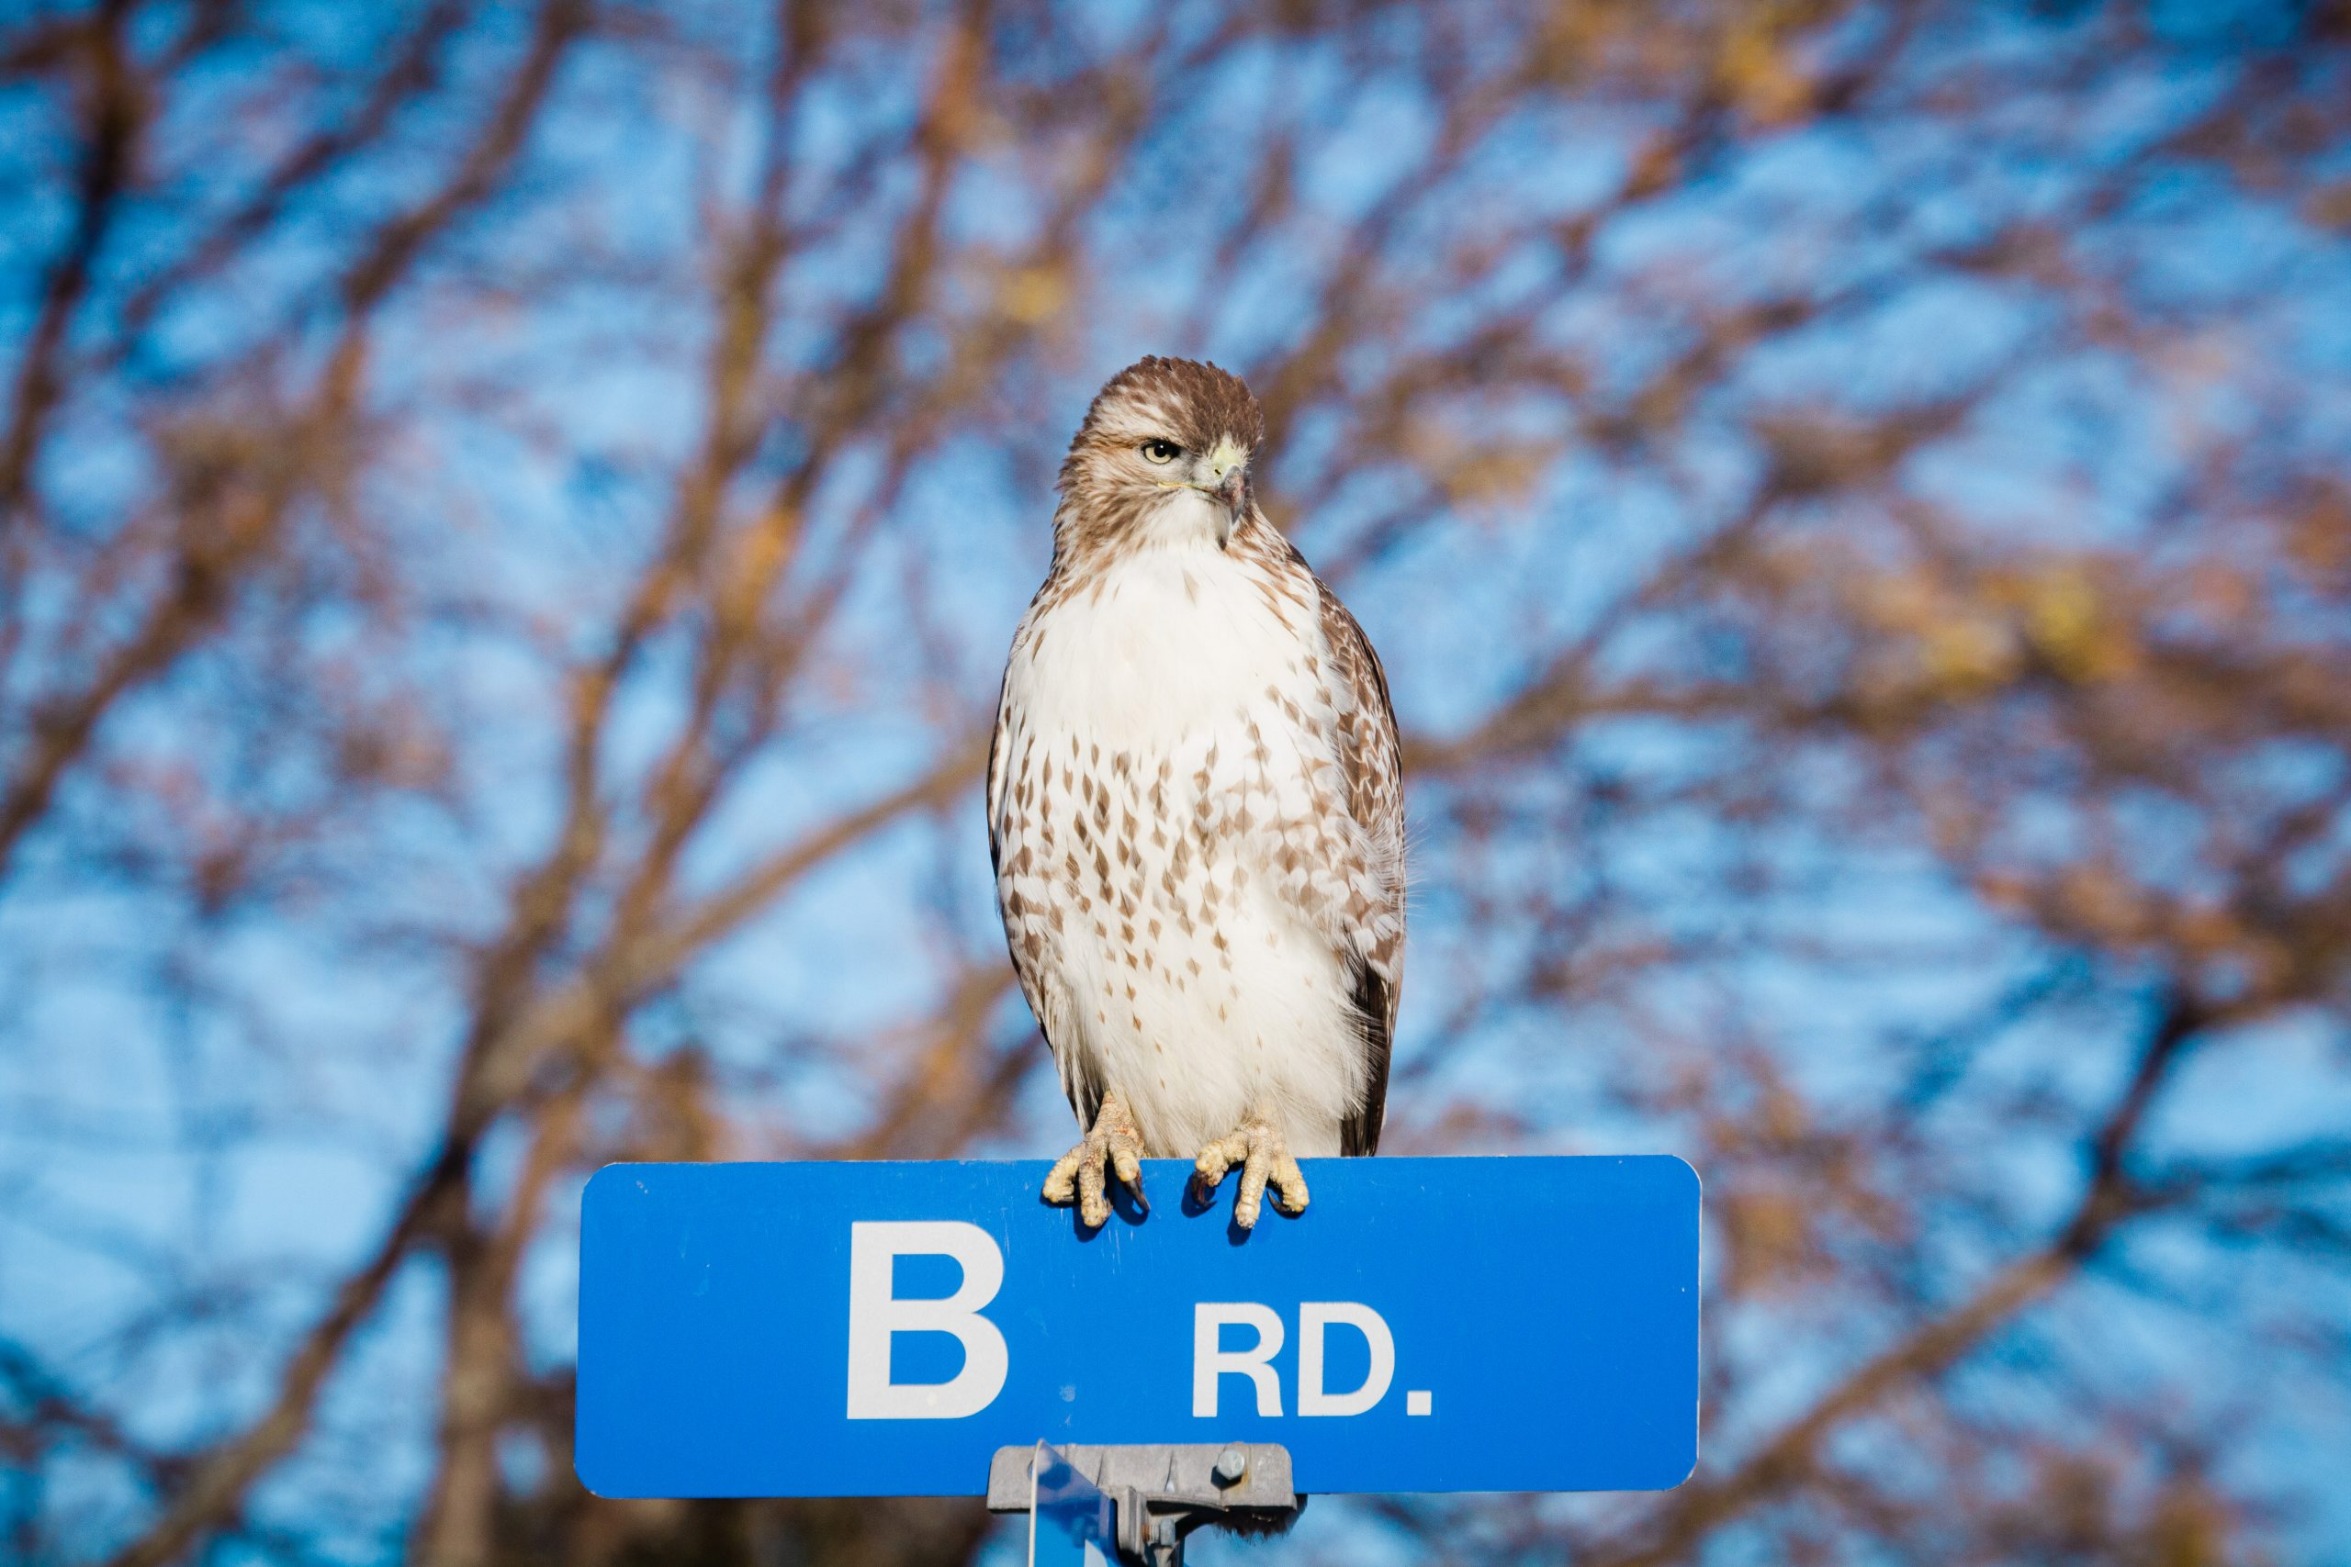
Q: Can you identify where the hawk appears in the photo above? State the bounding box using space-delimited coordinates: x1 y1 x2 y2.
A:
987 357 1405 1230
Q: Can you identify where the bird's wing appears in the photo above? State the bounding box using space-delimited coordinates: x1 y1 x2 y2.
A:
984 668 1011 880
1312 572 1405 1156
987 654 1098 1127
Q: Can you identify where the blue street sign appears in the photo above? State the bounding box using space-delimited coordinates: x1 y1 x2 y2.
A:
576 1156 1699 1498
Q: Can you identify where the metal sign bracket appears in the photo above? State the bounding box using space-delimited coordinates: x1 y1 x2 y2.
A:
986 1441 1303 1566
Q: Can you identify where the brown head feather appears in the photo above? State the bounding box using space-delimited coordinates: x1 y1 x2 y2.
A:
1064 356 1263 469
1053 358 1265 557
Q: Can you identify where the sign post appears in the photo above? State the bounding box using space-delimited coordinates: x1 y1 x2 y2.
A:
577 1156 1699 1557
1030 1444 1114 1567
992 1440 1298 1565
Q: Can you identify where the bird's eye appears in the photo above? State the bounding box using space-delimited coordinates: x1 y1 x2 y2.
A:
1140 439 1181 464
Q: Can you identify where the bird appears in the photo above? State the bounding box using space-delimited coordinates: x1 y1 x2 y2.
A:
986 356 1405 1230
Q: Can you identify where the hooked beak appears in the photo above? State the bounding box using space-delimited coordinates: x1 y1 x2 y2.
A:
1186 436 1250 548
1202 466 1245 548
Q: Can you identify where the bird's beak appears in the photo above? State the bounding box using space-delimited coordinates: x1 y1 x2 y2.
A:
1210 466 1244 512
1204 468 1243 548
1195 437 1248 548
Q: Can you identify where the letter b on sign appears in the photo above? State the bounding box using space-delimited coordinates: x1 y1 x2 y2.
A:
845 1222 1009 1419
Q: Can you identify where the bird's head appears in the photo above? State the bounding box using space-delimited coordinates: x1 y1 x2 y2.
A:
1056 356 1264 553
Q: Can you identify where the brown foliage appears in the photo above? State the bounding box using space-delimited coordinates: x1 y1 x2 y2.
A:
0 2 2346 1565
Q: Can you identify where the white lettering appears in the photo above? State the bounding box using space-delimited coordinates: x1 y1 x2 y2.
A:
1297 1302 1395 1417
845 1221 1009 1419
1192 1302 1285 1417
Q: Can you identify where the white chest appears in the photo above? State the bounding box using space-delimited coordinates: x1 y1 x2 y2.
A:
1003 544 1326 755
992 543 1367 1154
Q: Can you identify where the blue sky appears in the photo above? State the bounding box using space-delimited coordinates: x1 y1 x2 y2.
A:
2 2 2348 1561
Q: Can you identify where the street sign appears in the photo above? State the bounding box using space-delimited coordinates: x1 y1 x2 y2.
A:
576 1156 1699 1498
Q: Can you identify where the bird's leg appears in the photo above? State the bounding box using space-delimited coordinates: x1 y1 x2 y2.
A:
1191 1110 1308 1229
1042 1091 1148 1227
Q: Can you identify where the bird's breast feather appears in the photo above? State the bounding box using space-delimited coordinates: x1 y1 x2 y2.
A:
1009 548 1327 750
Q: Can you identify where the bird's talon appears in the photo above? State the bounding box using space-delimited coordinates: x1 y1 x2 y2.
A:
1191 1118 1305 1230
1273 1160 1310 1214
1042 1094 1148 1227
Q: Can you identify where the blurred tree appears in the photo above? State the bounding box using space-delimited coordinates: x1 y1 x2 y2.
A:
1 1 2347 1564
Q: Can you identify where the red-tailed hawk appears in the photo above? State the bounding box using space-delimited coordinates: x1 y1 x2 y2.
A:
987 357 1405 1229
